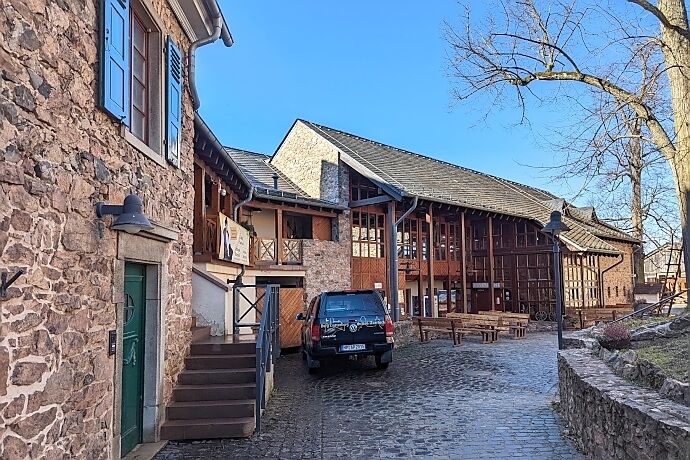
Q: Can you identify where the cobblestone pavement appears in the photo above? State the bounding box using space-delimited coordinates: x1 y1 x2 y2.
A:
156 332 584 459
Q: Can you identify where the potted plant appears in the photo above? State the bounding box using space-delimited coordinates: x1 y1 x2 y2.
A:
598 322 631 350
240 220 257 237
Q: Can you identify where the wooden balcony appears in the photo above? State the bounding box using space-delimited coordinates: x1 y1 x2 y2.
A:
254 237 302 265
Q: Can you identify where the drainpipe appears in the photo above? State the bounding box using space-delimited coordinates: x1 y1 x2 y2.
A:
188 0 234 111
395 196 419 227
233 186 254 222
599 253 624 307
389 196 418 322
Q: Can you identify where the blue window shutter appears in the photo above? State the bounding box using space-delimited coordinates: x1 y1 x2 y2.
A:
166 37 183 168
99 0 130 125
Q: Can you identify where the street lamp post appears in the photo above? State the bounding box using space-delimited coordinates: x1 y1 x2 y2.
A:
542 211 570 350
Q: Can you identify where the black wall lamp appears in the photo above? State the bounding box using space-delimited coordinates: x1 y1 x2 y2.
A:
96 194 154 234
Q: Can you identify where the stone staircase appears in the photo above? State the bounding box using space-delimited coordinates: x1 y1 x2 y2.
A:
160 322 258 440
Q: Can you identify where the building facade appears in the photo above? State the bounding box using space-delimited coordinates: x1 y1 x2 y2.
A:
0 0 232 457
270 120 638 321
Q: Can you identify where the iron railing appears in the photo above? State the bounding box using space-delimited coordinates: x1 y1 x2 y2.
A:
231 280 280 434
254 284 280 433
609 290 687 324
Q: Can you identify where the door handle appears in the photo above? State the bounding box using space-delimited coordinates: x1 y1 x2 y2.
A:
123 339 138 366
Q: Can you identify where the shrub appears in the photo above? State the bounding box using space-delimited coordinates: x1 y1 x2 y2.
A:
601 322 631 341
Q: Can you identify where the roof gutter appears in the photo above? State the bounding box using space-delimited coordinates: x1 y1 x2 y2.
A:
189 0 234 111
194 115 252 189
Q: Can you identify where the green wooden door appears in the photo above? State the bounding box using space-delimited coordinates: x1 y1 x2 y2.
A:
121 263 146 457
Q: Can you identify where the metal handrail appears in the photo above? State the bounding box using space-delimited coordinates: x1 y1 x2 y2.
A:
255 284 280 434
609 290 687 324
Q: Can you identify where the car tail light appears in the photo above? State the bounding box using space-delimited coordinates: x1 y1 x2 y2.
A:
311 324 321 342
385 317 394 343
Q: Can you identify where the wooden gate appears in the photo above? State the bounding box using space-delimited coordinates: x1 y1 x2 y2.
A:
257 287 305 348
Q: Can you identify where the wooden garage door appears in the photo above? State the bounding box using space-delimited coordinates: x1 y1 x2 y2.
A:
257 287 305 348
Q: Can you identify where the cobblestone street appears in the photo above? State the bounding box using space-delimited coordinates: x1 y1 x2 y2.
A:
156 332 583 459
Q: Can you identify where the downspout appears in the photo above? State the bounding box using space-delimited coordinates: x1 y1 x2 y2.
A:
395 196 418 227
188 0 234 111
599 253 624 308
390 196 418 322
233 187 254 222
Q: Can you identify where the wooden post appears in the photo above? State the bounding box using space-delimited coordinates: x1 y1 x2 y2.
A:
445 219 451 315
461 211 468 314
276 208 283 265
193 165 205 254
417 215 424 317
488 216 495 311
428 206 436 317
388 201 399 321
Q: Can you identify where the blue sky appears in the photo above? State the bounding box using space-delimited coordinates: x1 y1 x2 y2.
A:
195 1 580 198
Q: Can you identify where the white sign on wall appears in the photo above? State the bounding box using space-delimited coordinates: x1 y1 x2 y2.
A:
218 212 250 265
472 282 502 289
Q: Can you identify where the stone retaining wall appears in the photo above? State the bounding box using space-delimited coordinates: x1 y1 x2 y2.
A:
558 349 690 459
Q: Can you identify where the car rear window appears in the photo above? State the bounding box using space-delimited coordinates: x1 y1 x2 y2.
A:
321 292 384 318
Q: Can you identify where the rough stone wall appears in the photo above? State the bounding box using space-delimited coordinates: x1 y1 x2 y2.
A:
0 0 195 457
272 121 344 205
600 240 636 305
558 350 690 459
302 213 351 303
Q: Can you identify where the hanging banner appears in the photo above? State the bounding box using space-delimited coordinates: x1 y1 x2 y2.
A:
218 212 250 265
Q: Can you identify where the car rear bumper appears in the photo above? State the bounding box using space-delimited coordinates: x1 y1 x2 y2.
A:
310 342 393 358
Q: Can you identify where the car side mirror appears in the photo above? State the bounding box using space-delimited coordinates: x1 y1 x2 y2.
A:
296 313 305 321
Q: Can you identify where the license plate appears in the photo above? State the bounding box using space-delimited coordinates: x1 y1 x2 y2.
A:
341 344 366 352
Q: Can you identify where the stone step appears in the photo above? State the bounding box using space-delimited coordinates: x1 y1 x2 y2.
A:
166 399 255 420
190 341 257 356
178 368 256 385
185 354 256 370
172 383 255 402
160 417 255 440
191 326 211 343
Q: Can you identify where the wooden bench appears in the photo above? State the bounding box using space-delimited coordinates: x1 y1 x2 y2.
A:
573 307 634 329
446 313 500 343
411 317 463 346
478 311 529 338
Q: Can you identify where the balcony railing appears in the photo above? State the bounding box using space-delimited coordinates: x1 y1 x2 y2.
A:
254 237 303 265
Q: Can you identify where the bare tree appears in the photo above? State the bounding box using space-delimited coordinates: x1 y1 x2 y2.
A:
444 0 690 296
536 40 677 282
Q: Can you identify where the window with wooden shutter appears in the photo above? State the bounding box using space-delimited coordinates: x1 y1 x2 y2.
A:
166 37 182 168
100 0 130 123
99 0 167 164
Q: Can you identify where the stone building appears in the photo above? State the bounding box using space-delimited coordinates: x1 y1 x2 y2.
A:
0 0 233 457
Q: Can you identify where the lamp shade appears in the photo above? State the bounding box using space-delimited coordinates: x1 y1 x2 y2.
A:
542 211 570 236
110 194 154 234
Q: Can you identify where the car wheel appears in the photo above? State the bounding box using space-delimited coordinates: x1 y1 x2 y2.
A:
375 354 389 370
306 352 319 373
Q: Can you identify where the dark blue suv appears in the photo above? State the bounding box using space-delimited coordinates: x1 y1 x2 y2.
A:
296 290 394 373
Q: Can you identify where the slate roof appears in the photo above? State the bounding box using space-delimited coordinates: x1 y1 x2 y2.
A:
226 147 345 210
297 120 638 255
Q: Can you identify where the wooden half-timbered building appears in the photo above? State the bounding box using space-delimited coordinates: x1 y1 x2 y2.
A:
270 120 639 322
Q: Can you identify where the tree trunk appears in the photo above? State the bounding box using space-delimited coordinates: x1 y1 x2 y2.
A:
658 0 690 306
629 125 645 284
